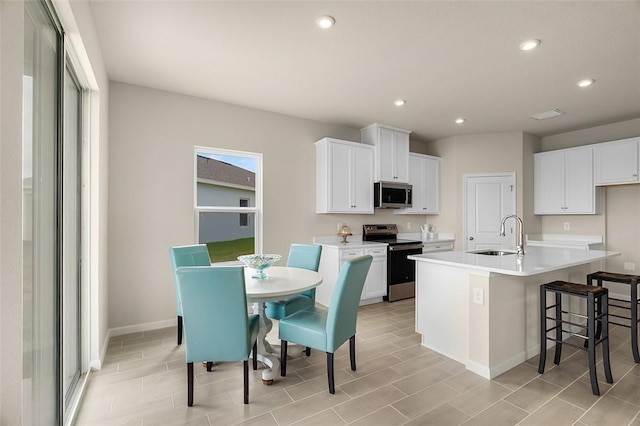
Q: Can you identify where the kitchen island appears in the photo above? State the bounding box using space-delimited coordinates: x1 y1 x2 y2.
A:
408 246 619 379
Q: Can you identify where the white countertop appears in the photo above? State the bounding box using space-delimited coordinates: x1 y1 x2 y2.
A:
314 232 454 249
398 232 456 244
313 236 387 249
525 234 603 249
408 246 619 277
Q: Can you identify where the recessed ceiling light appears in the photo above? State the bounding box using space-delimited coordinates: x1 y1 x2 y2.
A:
394 99 406 107
455 118 465 124
519 39 541 51
316 15 335 29
577 78 595 88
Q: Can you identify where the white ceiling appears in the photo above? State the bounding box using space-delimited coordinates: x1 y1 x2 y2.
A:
88 1 640 141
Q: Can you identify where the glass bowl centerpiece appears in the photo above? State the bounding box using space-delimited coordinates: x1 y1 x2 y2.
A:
237 254 282 279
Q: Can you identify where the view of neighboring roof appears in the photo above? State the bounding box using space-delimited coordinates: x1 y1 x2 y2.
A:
197 155 255 189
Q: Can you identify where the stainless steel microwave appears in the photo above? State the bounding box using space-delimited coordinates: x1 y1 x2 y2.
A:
374 181 412 208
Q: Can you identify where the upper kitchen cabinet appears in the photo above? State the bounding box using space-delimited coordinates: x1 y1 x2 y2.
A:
534 146 599 214
594 137 640 185
361 123 411 183
395 153 440 215
316 138 374 214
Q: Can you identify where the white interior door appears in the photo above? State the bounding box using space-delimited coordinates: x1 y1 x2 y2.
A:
465 173 516 250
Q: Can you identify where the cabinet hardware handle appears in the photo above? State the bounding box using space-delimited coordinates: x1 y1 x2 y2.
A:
469 236 474 241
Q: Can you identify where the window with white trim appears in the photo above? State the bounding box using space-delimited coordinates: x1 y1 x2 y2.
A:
239 198 249 227
194 147 262 262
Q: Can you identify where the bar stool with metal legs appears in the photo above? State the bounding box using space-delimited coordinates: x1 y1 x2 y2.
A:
588 271 640 363
539 280 613 395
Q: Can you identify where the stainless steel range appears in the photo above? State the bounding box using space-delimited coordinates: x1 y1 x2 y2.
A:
363 224 423 302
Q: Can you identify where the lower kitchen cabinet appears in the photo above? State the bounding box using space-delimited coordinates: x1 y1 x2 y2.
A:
361 246 387 300
316 244 387 307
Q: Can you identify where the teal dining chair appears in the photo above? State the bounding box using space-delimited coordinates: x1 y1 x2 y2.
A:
265 243 322 356
169 244 211 346
176 265 259 406
265 244 322 319
278 255 373 394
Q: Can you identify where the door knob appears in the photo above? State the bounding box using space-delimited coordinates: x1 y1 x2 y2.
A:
469 236 474 241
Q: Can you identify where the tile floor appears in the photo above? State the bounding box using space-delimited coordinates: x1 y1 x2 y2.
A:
76 299 640 425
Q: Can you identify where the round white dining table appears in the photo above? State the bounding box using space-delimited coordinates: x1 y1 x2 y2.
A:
244 266 323 384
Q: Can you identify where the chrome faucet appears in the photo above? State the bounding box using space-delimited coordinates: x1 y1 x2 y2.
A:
500 214 525 255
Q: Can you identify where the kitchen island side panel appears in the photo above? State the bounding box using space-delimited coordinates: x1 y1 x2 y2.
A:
415 262 470 364
416 259 606 379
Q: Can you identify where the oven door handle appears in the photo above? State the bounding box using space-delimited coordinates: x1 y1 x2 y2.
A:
388 243 424 252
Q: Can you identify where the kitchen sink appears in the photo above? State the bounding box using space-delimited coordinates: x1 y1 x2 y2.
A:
468 249 517 256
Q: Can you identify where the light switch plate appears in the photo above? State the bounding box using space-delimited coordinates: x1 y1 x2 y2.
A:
472 287 484 305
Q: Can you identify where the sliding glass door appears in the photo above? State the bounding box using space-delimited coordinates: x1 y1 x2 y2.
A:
23 1 61 423
23 1 85 423
62 62 82 413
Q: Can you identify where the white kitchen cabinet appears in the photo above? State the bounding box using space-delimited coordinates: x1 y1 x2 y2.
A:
361 123 411 183
594 137 640 185
362 246 387 300
316 138 374 214
316 244 387 307
395 153 439 215
534 146 598 214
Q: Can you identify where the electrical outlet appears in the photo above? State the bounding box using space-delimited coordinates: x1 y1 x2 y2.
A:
337 222 344 232
407 221 412 230
563 222 570 231
624 262 636 271
472 287 484 305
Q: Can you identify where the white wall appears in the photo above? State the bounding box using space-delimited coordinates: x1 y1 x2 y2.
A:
540 118 640 151
540 118 640 273
424 132 542 249
105 43 639 335
108 82 404 329
0 2 26 422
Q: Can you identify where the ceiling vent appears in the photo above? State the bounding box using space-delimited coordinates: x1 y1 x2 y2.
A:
529 108 566 120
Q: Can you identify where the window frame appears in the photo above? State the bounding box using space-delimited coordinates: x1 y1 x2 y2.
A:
193 146 263 255
239 198 249 227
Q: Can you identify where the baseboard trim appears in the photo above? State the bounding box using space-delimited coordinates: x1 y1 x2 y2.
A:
465 360 491 379
109 318 176 337
89 328 111 371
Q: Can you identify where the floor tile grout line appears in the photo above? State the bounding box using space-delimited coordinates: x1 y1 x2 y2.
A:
81 307 640 426
333 388 409 425
433 377 466 397
471 381 554 426
453 380 514 418
554 358 638 425
342 402 407 425
385 404 412 424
